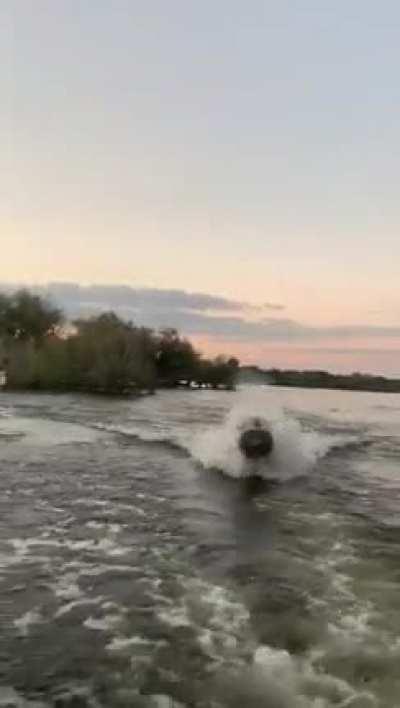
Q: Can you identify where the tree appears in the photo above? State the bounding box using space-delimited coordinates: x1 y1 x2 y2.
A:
199 355 239 389
0 289 241 394
155 328 200 385
70 312 156 393
0 289 62 344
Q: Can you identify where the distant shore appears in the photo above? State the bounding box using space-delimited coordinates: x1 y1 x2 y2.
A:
239 366 400 394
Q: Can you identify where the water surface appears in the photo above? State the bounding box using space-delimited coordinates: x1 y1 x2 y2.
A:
0 387 399 707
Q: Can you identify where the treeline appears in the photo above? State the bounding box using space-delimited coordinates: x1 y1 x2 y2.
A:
240 365 400 393
0 290 239 394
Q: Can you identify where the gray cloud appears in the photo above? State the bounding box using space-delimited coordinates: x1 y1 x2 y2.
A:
0 281 286 325
24 282 269 314
1 282 399 343
150 313 400 342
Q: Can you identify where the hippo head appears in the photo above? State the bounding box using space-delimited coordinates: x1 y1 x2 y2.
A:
238 417 274 459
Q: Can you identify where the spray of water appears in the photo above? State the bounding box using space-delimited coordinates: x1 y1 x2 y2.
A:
190 388 333 481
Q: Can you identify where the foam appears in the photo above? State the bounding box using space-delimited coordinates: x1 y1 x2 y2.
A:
0 686 47 707
83 613 122 631
13 609 42 637
156 573 378 707
106 635 154 652
55 597 103 618
9 534 131 560
147 696 186 708
52 572 83 600
189 389 340 480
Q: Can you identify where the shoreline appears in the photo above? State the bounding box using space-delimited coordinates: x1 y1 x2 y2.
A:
1 381 400 398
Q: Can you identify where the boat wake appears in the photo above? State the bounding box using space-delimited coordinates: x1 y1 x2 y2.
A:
94 390 362 482
189 392 339 481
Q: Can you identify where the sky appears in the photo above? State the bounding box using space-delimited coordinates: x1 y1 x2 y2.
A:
2 1 400 375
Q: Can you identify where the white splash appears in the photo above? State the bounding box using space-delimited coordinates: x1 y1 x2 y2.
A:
157 573 377 707
83 613 122 631
14 609 42 637
189 388 333 480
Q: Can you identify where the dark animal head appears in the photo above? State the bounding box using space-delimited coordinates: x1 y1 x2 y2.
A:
238 426 274 459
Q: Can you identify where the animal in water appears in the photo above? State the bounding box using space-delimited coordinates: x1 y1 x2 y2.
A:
238 416 274 460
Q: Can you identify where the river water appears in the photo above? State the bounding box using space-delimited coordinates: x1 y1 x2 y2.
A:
0 386 399 708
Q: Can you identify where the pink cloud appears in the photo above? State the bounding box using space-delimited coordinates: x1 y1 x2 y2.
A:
191 336 400 377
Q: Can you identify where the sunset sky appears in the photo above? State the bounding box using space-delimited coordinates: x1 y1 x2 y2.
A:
3 1 400 375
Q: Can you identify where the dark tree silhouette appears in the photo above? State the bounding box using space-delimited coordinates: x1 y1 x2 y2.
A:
0 290 240 394
0 289 62 344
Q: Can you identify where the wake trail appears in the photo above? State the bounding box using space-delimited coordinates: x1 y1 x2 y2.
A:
95 389 363 481
188 389 360 481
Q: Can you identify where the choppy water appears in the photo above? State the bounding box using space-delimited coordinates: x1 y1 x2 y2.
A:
0 386 399 708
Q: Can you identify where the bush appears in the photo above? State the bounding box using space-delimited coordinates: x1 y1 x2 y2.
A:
0 291 240 394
